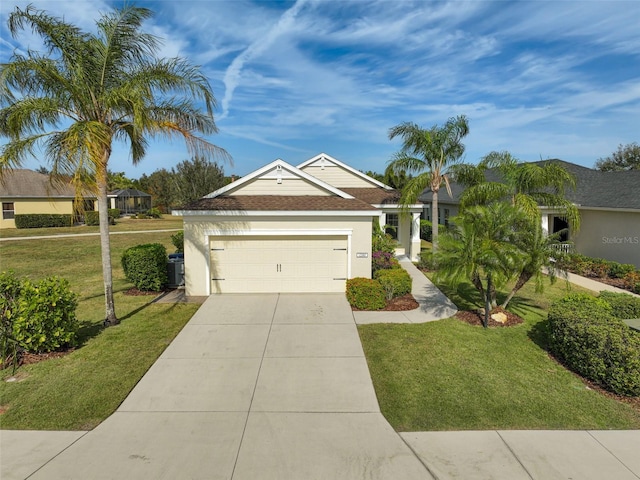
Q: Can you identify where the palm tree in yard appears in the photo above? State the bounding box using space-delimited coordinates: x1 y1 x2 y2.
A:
435 202 526 327
388 115 469 252
453 151 580 230
0 5 229 326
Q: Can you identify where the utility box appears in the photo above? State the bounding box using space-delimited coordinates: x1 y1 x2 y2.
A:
167 253 185 288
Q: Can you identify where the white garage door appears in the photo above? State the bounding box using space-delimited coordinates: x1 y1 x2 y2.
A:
209 235 348 293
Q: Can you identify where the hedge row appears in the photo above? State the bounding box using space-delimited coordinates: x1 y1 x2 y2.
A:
548 293 640 396
346 278 386 310
84 209 120 226
15 214 73 229
1 271 78 369
121 243 168 291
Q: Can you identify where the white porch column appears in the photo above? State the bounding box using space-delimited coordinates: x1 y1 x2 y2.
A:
410 212 421 262
379 212 386 231
541 214 549 236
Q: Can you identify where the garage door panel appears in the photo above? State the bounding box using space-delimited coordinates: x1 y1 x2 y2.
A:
210 235 348 293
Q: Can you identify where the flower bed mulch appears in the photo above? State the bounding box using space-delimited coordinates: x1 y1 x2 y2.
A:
351 293 420 311
455 307 524 327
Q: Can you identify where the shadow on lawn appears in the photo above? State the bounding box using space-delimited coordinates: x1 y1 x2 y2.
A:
75 292 163 347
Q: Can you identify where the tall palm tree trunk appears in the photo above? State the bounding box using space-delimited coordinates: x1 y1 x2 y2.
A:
97 166 119 326
431 189 439 252
483 274 492 328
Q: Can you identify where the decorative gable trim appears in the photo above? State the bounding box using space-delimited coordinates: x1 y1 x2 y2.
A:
203 158 355 199
297 153 393 190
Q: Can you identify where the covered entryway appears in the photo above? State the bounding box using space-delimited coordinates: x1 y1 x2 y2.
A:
209 235 348 293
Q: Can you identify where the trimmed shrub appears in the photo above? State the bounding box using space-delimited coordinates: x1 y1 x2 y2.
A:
14 214 72 229
0 271 23 370
375 268 412 300
146 207 162 218
372 230 397 255
608 262 636 279
548 293 640 396
85 211 116 226
346 278 386 310
623 271 640 294
171 230 184 253
12 276 78 354
108 208 120 218
121 243 168 291
599 291 640 319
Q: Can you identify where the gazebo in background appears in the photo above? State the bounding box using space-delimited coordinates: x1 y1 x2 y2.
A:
108 188 152 215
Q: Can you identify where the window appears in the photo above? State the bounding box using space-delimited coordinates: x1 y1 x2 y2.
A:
386 213 399 239
444 209 450 227
2 202 14 220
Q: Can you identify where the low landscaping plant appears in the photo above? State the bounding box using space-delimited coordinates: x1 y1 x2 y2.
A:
15 214 73 229
85 211 117 226
375 268 412 300
599 291 640 319
555 252 640 294
371 250 399 273
171 230 184 253
146 207 162 218
548 293 640 396
346 277 386 310
121 243 168 291
623 271 640 294
1 271 78 369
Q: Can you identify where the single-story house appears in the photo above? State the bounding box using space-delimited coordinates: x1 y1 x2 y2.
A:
174 153 423 296
420 160 640 268
108 188 152 215
0 169 96 229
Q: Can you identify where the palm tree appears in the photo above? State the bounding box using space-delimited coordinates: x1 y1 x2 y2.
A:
0 5 229 326
453 151 580 230
500 220 565 309
434 202 526 327
388 115 469 251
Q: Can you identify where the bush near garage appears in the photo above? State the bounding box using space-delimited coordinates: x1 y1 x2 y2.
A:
1 271 78 368
121 243 168 291
374 268 412 300
15 214 73 228
547 293 640 396
371 251 400 274
346 278 386 310
171 230 184 253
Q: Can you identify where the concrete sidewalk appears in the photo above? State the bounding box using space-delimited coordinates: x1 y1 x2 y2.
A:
353 256 458 324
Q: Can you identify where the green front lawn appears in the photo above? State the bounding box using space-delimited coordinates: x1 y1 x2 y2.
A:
359 275 640 431
0 228 197 430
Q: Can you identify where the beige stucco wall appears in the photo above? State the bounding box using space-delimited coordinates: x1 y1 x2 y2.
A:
0 198 74 229
182 214 374 296
572 209 640 268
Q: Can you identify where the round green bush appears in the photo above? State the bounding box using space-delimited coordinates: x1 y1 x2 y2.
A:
12 276 78 354
121 243 168 291
346 278 386 310
548 293 640 396
598 291 640 319
374 268 412 300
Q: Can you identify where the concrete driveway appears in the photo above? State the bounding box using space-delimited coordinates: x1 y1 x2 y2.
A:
10 293 430 480
3 292 639 480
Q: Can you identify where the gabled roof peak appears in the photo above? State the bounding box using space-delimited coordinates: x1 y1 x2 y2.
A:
297 153 394 190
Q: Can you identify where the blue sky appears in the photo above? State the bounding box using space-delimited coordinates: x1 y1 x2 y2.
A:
1 0 639 179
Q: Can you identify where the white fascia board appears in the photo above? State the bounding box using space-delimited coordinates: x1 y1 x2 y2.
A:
175 209 379 217
372 204 423 212
202 158 354 199
297 152 394 190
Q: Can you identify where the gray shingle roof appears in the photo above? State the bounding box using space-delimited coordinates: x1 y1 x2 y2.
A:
419 160 640 210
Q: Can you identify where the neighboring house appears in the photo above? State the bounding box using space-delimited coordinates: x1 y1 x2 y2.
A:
108 188 152 215
0 169 95 229
420 160 640 268
174 153 423 296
